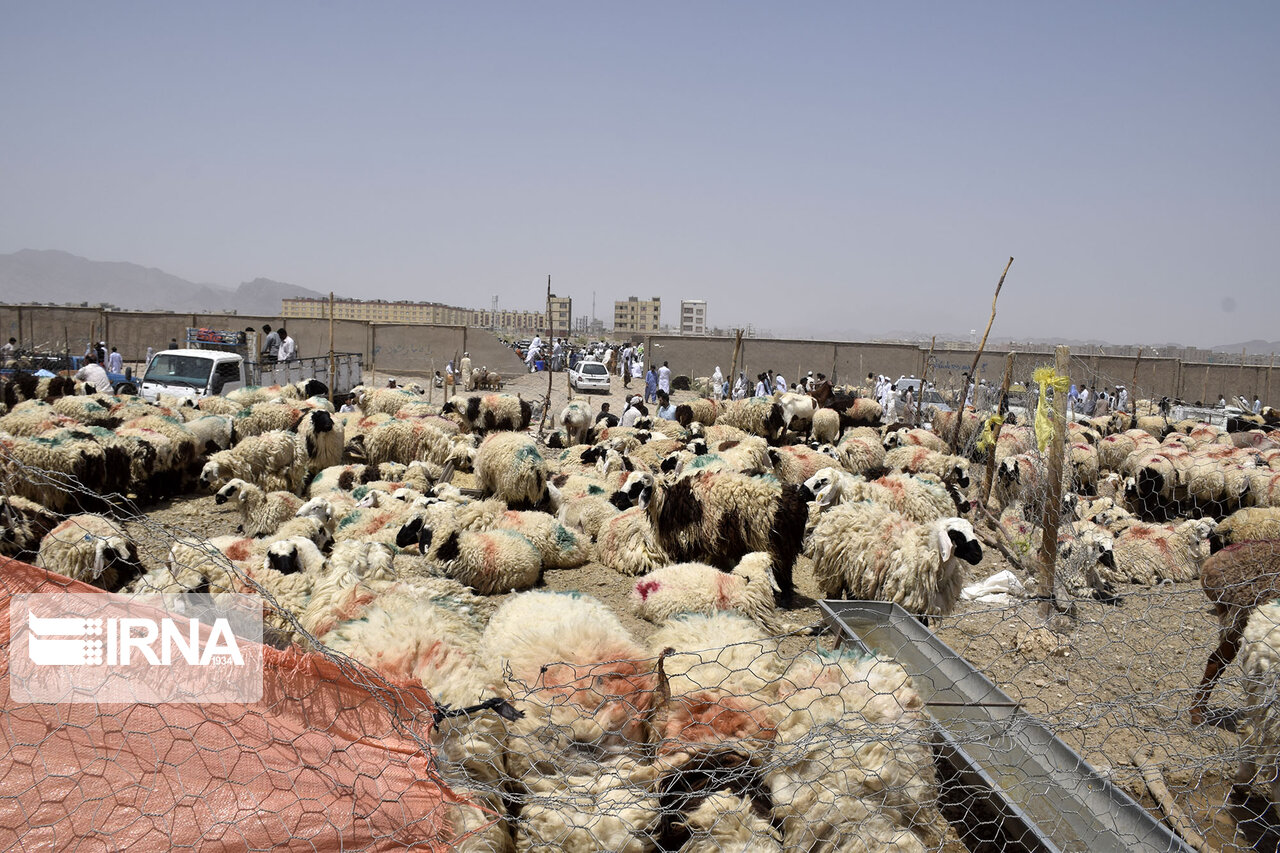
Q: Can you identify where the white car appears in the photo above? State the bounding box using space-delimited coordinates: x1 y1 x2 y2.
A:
569 360 611 393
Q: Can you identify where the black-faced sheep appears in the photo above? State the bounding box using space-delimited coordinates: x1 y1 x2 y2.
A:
214 478 305 537
442 393 532 434
619 470 809 605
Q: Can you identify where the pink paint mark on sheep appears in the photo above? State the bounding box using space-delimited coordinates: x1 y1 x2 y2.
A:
635 580 660 601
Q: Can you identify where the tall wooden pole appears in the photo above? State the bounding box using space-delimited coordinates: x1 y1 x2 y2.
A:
540 275 553 434
916 336 936 426
328 291 336 404
979 351 1016 509
729 329 744 394
1129 348 1142 416
1039 346 1070 619
951 257 1013 452
1268 353 1275 406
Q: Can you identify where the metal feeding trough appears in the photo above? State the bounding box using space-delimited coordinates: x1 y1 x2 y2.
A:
819 600 1193 853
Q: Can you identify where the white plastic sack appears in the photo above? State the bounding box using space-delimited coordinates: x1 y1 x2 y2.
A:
961 569 1026 604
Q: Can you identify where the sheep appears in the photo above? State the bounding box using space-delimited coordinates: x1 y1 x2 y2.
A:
769 443 835 485
677 789 781 853
411 517 542 594
830 395 884 429
630 551 784 632
50 394 123 428
230 400 306 440
1068 441 1100 494
35 514 144 591
1248 470 1280 508
0 400 74 436
0 495 60 558
931 408 980 450
293 408 344 475
352 385 421 416
1110 518 1218 585
1188 540 1280 725
1051 525 1120 607
621 470 810 605
362 418 454 468
885 445 970 491
1211 507 1280 553
766 647 942 851
806 469 967 525
883 427 948 454
474 431 548 509
559 400 594 447
402 505 589 570
835 430 888 477
199 429 306 495
479 591 659 777
214 478 305 537
808 502 982 616
705 435 773 475
596 506 670 577
1230 601 1280 807
810 407 840 444
776 391 817 434
673 397 720 429
716 397 786 443
183 413 234 455
0 430 108 512
441 393 532 434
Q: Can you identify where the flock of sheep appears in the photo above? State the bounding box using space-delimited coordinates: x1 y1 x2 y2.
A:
3 366 1280 846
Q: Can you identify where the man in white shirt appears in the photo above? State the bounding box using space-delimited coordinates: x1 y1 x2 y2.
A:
754 374 768 398
277 329 297 361
1 337 15 367
775 374 787 395
1254 397 1263 415
621 396 645 428
107 347 123 374
657 361 672 394
75 356 112 394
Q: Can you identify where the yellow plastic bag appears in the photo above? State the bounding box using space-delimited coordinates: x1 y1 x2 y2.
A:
1033 367 1070 452
975 414 1004 454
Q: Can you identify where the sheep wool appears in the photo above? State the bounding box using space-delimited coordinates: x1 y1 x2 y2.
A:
885 445 970 489
808 502 982 616
673 397 720 429
415 518 542 595
1235 602 1280 809
766 647 941 852
835 431 888 476
810 407 841 445
475 431 548 508
1211 507 1280 553
631 552 783 632
596 506 669 577
558 400 594 447
36 514 144 592
679 789 781 853
1112 519 1217 584
716 397 786 443
214 478 304 537
294 409 344 475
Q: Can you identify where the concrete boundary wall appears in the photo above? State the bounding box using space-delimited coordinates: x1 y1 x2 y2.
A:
2 304 1275 404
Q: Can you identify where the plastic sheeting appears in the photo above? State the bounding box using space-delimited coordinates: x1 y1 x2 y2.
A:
0 557 462 850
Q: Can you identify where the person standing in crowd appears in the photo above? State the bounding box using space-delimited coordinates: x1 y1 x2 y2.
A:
1117 385 1128 411
622 396 646 427
145 345 154 368
1254 396 1263 414
1095 389 1110 417
656 390 676 420
74 354 112 394
106 346 123 374
711 365 724 399
622 346 633 389
1 337 15 367
812 373 833 407
733 371 747 400
460 352 473 391
902 384 915 422
1068 383 1079 417
596 402 619 428
645 365 658 403
278 329 297 361
658 361 672 395
775 372 787 395
755 373 768 397
261 325 280 364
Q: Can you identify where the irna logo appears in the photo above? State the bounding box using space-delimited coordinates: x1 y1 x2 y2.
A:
27 613 244 667
10 593 263 704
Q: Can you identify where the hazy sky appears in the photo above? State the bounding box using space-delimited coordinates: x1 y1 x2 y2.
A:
2 2 1276 347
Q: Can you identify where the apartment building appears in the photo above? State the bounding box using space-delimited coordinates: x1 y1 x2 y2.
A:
613 296 661 335
680 299 707 335
282 297 552 336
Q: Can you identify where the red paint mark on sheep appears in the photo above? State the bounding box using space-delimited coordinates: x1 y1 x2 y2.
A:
635 580 660 601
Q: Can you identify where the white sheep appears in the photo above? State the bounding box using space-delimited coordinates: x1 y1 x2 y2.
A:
766 648 942 851
559 400 594 447
35 514 144 591
1111 518 1217 584
679 789 782 853
410 516 542 594
810 407 840 444
214 478 304 537
885 445 970 490
808 502 983 616
199 429 306 495
630 552 784 632
475 431 548 508
1233 602 1280 810
835 430 888 476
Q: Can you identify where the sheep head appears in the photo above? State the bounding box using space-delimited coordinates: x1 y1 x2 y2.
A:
215 478 249 505
617 472 655 511
937 519 982 565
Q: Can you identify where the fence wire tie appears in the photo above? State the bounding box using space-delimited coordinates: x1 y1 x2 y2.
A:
432 696 524 726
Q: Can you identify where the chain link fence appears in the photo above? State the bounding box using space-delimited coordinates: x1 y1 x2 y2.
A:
2 366 1279 851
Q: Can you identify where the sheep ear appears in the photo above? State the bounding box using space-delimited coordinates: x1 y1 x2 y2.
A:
936 524 955 562
638 486 651 510
93 539 109 578
814 483 835 507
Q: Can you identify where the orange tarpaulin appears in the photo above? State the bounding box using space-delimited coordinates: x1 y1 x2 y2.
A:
0 557 460 850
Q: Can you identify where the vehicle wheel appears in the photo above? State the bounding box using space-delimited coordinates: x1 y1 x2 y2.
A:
114 382 138 396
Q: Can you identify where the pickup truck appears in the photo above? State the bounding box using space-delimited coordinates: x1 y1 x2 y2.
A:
139 328 362 403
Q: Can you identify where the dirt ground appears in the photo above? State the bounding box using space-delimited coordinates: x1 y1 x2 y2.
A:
125 362 1274 851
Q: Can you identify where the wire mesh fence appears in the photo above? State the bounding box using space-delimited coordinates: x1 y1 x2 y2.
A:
1 368 1279 851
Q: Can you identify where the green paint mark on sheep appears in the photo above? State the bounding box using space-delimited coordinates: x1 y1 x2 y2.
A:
554 525 577 549
352 485 369 500
337 511 360 530
587 485 604 495
515 444 544 465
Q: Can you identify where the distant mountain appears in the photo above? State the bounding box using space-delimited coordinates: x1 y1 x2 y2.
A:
0 249 331 316
1211 339 1280 354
